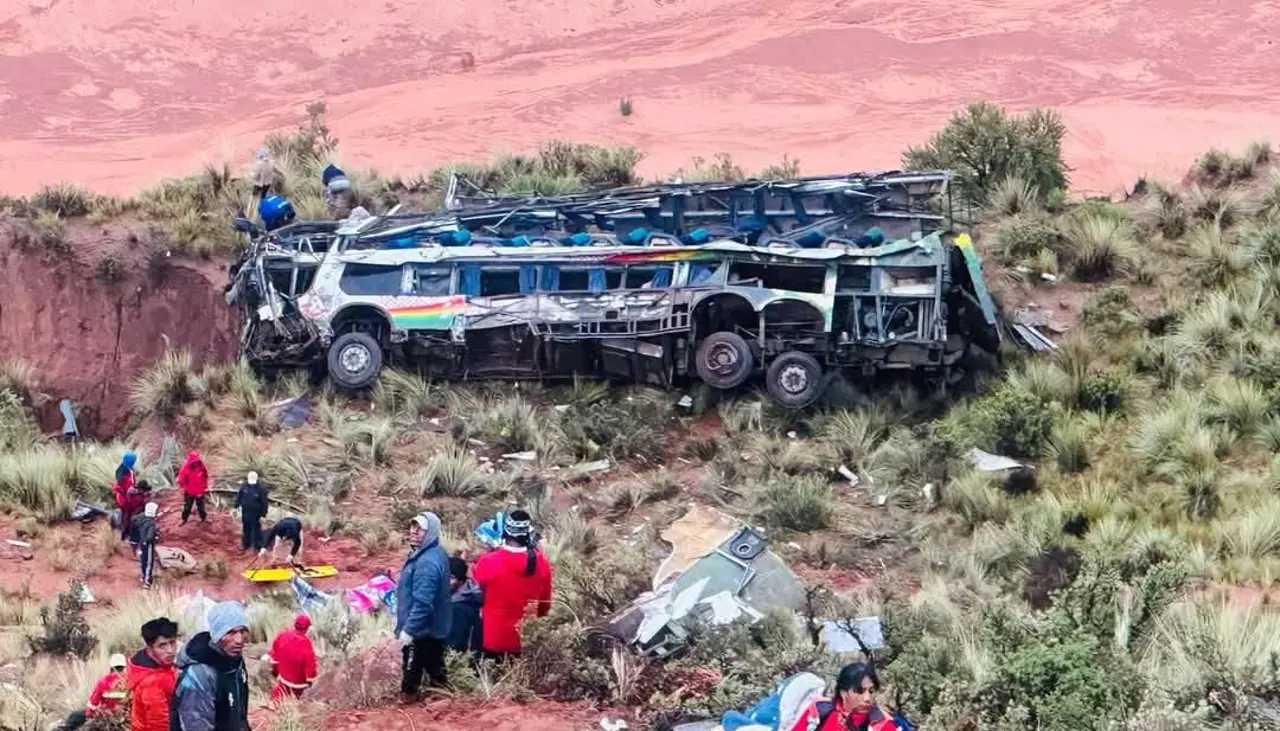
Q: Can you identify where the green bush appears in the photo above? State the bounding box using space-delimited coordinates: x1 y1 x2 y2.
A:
936 383 1058 459
27 581 98 658
991 214 1065 264
903 102 1069 207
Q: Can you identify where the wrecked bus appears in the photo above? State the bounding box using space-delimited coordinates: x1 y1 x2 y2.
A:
226 171 1002 408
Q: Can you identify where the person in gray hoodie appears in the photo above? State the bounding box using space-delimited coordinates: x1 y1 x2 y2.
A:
171 601 250 731
394 511 452 703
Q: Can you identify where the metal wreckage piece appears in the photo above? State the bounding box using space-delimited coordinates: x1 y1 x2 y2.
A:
225 169 1033 407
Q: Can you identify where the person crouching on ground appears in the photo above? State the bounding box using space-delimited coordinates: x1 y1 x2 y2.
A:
177 451 209 525
394 512 452 704
472 509 553 664
265 613 318 703
172 601 251 731
447 556 483 655
59 653 127 730
236 472 267 553
127 616 179 731
814 663 900 731
259 516 304 566
131 501 161 589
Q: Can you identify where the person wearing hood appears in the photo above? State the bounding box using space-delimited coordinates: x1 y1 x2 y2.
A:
127 616 179 731
172 601 250 731
60 653 127 729
394 512 452 704
235 472 268 553
446 556 483 654
114 451 139 541
472 509 553 663
177 452 209 525
131 502 161 589
264 614 318 702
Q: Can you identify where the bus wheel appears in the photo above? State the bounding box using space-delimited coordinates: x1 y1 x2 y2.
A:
695 332 755 390
766 351 823 409
327 331 383 390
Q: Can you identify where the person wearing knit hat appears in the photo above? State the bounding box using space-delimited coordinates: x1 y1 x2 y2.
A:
173 601 250 731
236 471 268 554
265 613 319 703
473 508 553 664
131 501 162 589
394 511 453 704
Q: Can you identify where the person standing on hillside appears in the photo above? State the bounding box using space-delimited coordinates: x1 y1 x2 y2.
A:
177 451 210 525
172 601 251 731
395 512 452 704
235 472 268 554
131 501 161 589
258 516 305 566
59 653 127 730
446 556 483 655
127 616 179 731
264 614 318 702
114 451 139 541
472 509 553 664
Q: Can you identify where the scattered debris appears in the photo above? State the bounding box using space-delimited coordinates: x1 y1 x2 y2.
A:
965 448 1023 472
275 396 314 430
607 508 806 658
502 450 537 461
5 539 30 548
820 616 885 654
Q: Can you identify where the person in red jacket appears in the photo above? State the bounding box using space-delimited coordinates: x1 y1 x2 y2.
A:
810 663 901 731
472 510 553 664
266 614 319 702
58 654 126 730
126 616 179 731
177 451 209 525
114 451 138 541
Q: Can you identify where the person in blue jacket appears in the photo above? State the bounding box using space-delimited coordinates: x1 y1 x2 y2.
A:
446 556 483 655
394 511 452 704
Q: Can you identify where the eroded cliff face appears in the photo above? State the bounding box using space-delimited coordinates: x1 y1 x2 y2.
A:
0 220 238 437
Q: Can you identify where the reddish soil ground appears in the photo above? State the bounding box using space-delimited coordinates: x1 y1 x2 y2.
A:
4 487 405 604
2 0 1279 196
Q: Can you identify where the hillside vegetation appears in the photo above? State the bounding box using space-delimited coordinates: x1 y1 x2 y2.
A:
3 102 1280 731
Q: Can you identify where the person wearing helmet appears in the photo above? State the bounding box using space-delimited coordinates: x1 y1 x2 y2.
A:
130 501 162 589
235 472 268 553
60 653 127 729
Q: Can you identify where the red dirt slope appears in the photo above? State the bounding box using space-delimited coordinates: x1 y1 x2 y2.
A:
0 220 237 436
2 0 1280 196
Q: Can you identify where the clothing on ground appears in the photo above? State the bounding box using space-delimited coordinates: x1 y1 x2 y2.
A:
85 669 125 717
127 648 176 731
171 631 249 731
394 520 452 642
401 636 447 695
472 545 553 654
177 452 209 498
266 626 317 694
447 578 484 653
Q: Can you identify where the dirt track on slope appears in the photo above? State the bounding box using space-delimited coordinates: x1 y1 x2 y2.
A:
2 0 1280 196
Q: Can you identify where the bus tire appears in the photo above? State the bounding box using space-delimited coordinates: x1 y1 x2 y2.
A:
765 351 823 409
327 331 383 390
695 331 755 390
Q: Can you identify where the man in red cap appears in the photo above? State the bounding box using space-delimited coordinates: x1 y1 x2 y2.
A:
264 614 319 702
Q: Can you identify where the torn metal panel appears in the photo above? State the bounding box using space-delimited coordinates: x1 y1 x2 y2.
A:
1010 323 1060 352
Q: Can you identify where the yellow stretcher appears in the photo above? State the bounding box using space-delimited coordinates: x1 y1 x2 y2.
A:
241 565 339 582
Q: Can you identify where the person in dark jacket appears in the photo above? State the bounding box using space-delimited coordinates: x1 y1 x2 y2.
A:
446 556 483 654
131 501 162 589
235 472 267 553
171 601 250 731
394 511 452 704
259 516 304 565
